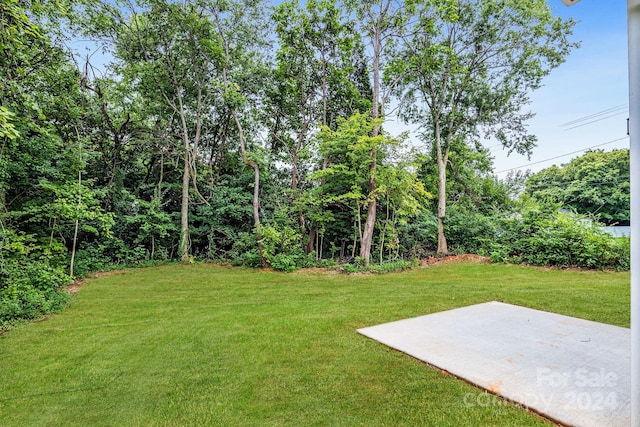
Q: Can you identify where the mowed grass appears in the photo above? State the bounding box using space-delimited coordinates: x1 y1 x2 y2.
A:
0 262 630 426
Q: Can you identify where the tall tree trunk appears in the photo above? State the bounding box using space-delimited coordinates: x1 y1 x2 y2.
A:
359 6 384 265
70 128 82 276
307 56 330 257
435 131 449 255
179 144 191 262
177 98 192 262
379 195 390 264
251 160 266 267
232 109 267 268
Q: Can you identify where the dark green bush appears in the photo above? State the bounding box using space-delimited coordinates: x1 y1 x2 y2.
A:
444 209 498 254
0 230 72 330
491 210 630 270
398 212 438 257
422 205 630 271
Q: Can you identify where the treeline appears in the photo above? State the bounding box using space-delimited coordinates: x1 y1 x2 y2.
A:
0 0 629 328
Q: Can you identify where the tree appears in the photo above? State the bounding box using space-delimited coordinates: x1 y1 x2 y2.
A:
210 0 271 267
418 142 514 216
343 0 415 264
395 0 576 254
271 0 371 254
85 0 227 262
526 149 630 225
310 112 403 261
376 156 431 263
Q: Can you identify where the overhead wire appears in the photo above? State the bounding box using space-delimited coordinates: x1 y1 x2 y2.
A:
494 136 629 175
560 104 628 128
481 105 628 154
563 111 628 131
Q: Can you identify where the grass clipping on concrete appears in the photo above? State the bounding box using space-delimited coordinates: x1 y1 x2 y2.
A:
0 263 630 426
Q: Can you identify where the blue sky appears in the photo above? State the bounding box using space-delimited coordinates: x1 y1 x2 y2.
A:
490 0 630 175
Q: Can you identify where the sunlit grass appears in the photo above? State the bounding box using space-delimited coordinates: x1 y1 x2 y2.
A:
0 263 629 426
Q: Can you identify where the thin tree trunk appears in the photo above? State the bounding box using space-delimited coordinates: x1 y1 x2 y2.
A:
231 109 267 268
351 222 357 258
357 203 364 245
250 161 266 267
70 128 82 276
360 197 376 264
214 10 266 267
70 218 79 277
70 170 80 277
380 196 390 264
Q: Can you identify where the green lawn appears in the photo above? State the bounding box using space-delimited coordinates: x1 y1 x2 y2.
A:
0 262 630 426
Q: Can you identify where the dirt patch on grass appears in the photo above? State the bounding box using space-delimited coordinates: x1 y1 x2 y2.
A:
295 254 489 273
65 270 131 294
65 281 83 294
293 267 340 275
419 254 489 266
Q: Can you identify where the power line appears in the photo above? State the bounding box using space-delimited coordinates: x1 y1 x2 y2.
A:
495 136 629 175
525 176 630 189
561 104 628 127
563 111 628 131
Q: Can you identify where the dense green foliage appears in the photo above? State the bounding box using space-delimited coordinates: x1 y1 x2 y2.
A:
0 264 629 425
525 149 630 225
487 208 630 271
0 229 71 329
0 0 627 327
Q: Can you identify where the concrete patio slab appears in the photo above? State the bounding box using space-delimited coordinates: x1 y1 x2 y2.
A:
357 301 630 426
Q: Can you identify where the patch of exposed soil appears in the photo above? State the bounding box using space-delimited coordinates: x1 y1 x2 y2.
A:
419 254 489 266
293 267 340 275
295 254 489 273
64 270 130 294
66 281 83 294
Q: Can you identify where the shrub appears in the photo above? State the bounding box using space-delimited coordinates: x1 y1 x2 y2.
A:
444 209 498 254
260 224 311 272
0 230 72 330
491 210 630 270
339 259 417 274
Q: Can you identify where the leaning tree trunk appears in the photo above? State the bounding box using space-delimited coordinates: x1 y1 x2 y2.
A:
232 109 267 268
